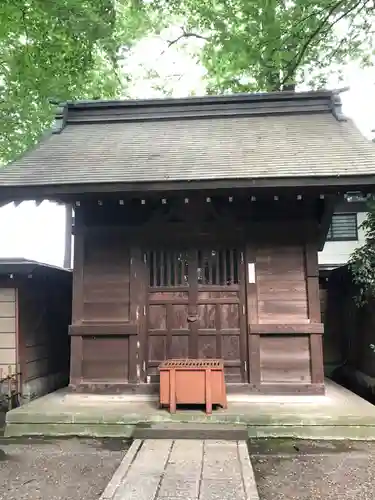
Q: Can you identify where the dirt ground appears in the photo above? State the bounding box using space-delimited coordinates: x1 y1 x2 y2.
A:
0 437 129 500
250 439 375 500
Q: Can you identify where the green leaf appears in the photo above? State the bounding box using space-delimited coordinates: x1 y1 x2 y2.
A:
0 0 160 165
349 200 375 306
147 0 375 93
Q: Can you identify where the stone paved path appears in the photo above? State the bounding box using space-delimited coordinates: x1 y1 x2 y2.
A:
100 439 259 500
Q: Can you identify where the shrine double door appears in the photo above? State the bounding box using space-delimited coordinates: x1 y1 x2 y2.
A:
145 246 248 383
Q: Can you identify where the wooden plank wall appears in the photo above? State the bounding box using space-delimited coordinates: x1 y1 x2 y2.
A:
259 336 311 383
71 205 325 393
325 266 375 378
19 285 49 383
82 232 130 322
71 227 141 385
0 288 16 378
248 242 324 394
18 274 71 391
81 336 130 381
256 245 308 324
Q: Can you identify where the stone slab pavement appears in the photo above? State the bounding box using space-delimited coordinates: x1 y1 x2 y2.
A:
100 439 259 500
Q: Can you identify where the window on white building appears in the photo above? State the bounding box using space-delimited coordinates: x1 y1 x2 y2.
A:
326 213 358 241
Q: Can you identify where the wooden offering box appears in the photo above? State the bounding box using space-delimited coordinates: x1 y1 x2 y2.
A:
159 358 227 414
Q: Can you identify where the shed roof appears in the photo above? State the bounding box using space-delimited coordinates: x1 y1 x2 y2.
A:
0 258 71 276
1 90 375 194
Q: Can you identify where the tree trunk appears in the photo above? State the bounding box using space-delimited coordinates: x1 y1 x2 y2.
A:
282 83 296 91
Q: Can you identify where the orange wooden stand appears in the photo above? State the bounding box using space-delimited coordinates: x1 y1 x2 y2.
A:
158 359 227 414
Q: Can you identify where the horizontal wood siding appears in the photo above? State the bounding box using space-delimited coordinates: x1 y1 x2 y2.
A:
256 245 308 324
19 276 71 387
82 232 131 322
71 223 141 385
247 239 324 393
260 335 312 383
0 288 16 377
20 285 51 383
81 336 129 380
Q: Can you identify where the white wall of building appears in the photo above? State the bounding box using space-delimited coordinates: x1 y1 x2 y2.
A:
0 201 66 267
318 212 367 267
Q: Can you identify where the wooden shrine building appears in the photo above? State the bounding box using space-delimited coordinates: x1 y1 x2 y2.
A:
1 90 375 396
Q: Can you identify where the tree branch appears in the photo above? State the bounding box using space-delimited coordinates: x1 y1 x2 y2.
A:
324 13 358 63
167 30 208 48
273 0 347 56
280 0 366 88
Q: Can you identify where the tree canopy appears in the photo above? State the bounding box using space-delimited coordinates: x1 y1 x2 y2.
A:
349 200 375 306
0 0 158 164
2 0 375 283
151 0 375 93
2 0 375 164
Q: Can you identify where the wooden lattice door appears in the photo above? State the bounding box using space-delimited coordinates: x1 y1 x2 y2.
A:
146 246 247 382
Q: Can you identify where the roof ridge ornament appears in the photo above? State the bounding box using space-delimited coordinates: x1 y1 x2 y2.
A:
49 100 68 134
61 91 335 125
331 86 350 121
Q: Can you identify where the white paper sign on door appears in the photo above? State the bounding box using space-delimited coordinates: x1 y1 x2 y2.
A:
248 263 256 283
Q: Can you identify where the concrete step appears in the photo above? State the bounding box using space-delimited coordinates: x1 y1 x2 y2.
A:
132 422 248 440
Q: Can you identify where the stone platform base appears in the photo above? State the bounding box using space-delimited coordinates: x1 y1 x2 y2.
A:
5 380 375 440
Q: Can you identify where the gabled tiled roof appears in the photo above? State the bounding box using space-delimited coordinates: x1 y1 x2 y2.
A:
0 91 374 190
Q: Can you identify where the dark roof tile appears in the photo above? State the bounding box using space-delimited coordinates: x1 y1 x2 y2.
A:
0 91 374 189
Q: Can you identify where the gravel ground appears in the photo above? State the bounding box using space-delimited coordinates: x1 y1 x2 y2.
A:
0 437 130 500
1 434 375 500
250 439 375 500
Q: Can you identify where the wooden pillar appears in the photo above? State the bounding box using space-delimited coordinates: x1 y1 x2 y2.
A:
129 246 147 383
69 228 84 386
128 335 138 384
245 243 260 385
69 336 83 387
239 250 248 382
63 204 73 269
310 334 324 384
304 243 321 323
304 243 325 386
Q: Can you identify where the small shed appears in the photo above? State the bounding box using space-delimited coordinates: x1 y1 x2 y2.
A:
0 259 71 405
1 91 375 397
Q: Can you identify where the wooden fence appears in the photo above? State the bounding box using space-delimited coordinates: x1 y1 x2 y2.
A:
324 265 375 400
